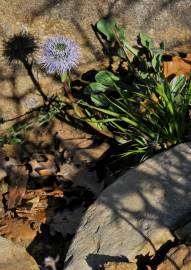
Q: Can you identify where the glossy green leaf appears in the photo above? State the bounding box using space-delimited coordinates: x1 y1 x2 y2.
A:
170 75 186 97
115 24 125 41
90 94 109 107
138 33 154 49
87 116 112 134
95 70 119 86
117 48 126 59
84 82 108 94
123 40 138 56
151 53 162 72
96 17 117 41
10 137 23 145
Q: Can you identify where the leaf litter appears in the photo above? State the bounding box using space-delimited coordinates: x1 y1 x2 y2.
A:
0 121 111 269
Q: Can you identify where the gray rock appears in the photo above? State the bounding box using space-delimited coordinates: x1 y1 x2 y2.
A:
64 143 191 270
0 236 39 270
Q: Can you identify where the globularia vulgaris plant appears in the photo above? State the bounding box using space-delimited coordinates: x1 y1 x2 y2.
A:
1 19 191 162
80 17 191 158
39 35 113 137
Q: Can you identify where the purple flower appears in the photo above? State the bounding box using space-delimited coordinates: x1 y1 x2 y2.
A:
40 36 80 75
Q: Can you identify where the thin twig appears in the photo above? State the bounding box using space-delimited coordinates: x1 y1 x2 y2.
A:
0 105 42 123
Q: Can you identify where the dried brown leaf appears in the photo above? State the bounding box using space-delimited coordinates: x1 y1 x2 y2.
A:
7 164 29 209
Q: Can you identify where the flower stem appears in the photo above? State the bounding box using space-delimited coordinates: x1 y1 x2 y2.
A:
63 80 76 103
61 72 76 103
22 59 48 102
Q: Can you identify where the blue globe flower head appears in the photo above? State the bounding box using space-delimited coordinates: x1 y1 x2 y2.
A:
40 36 80 75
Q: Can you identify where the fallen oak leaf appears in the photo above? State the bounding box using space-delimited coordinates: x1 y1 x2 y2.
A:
163 54 191 78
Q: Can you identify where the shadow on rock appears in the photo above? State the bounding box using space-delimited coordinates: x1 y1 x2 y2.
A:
86 254 129 270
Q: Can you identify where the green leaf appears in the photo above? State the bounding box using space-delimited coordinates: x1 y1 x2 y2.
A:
96 17 117 41
122 40 139 56
138 33 154 49
87 117 112 133
0 136 6 146
84 82 108 94
91 94 109 107
97 17 138 56
115 24 138 55
115 24 125 41
138 71 148 79
151 53 162 72
117 48 126 59
95 70 119 86
6 127 15 133
115 136 129 144
84 108 92 117
170 75 186 97
10 137 23 145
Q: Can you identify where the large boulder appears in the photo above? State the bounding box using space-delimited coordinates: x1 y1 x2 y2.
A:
0 0 191 126
64 143 191 270
0 236 39 270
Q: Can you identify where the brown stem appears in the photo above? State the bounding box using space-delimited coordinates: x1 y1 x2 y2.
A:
63 81 76 103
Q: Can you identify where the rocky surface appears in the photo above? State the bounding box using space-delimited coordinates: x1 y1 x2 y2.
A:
102 244 191 270
64 143 191 270
0 0 190 53
103 262 138 270
0 236 39 270
157 244 191 270
0 0 190 127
